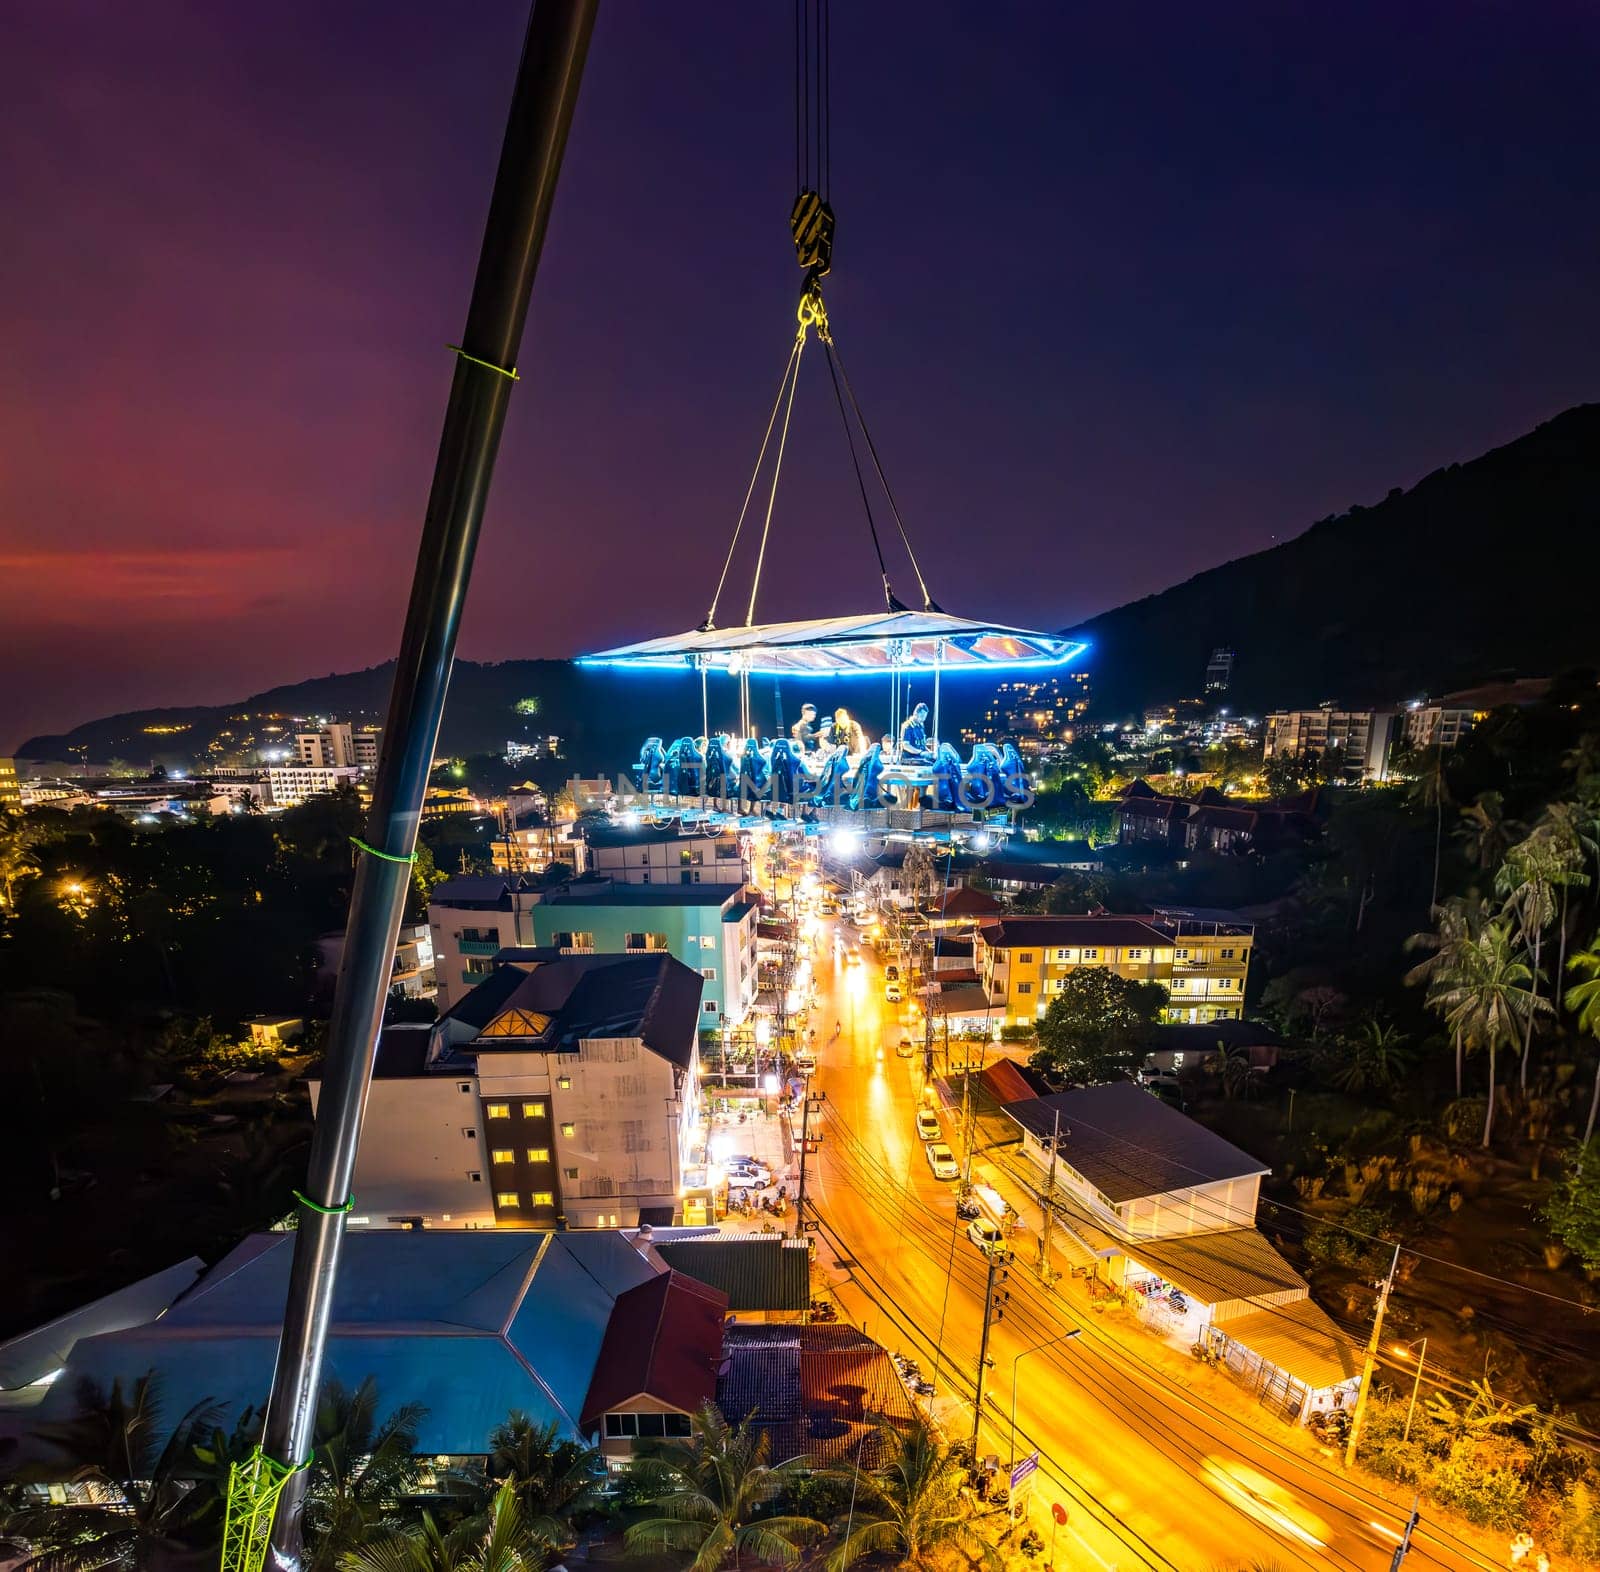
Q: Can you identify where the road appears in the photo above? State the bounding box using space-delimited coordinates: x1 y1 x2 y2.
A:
792 904 1503 1572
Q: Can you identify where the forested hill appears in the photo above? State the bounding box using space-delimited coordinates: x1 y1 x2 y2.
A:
1063 403 1600 716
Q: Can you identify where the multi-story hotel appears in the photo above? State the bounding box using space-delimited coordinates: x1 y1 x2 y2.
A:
973 913 1253 1025
1262 706 1398 782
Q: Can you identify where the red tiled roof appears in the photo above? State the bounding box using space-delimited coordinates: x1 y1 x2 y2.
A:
982 1058 1038 1105
580 1269 728 1429
932 886 1003 919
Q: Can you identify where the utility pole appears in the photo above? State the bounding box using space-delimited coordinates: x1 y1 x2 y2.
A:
971 1251 1010 1447
1037 1110 1062 1285
1345 1242 1401 1469
1388 1493 1420 1570
794 1088 824 1240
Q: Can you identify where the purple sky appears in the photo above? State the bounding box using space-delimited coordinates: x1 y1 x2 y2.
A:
4 2 1598 750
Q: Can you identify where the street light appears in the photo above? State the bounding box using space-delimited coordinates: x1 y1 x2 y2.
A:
1009 1327 1082 1472
1393 1337 1428 1444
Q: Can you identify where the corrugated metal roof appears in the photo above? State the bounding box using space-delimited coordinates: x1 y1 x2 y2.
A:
581 611 1087 675
1214 1297 1359 1390
654 1237 811 1312
1002 1083 1268 1202
1130 1228 1307 1310
977 915 1172 950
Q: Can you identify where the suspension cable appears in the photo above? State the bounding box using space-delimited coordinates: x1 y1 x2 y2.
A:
820 331 901 611
702 335 803 631
743 328 807 627
827 339 939 612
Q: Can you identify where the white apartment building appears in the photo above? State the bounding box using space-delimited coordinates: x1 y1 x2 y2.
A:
429 874 546 1008
309 953 708 1230
584 821 746 886
1262 707 1398 782
1404 705 1475 751
264 764 361 808
294 723 380 770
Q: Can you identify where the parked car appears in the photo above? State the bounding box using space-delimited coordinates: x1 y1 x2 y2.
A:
966 1218 1009 1256
885 962 900 981
885 980 903 1003
924 1142 960 1181
915 1107 940 1141
720 1152 759 1168
725 1161 772 1188
896 1036 915 1058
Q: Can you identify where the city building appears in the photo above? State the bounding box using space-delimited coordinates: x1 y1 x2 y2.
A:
310 950 708 1230
973 913 1253 1025
965 674 1092 752
429 874 547 1008
505 735 562 763
1262 706 1399 782
1403 703 1475 751
584 819 746 886
292 722 380 770
1205 648 1235 695
491 815 590 878
265 764 361 808
1115 780 1322 856
1003 1083 1356 1422
0 758 20 811
423 785 484 820
528 878 759 1026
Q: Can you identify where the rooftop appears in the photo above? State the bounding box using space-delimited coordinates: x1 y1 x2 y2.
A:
653 1236 811 1312
435 954 704 1071
1002 1081 1268 1202
27 1232 658 1454
977 915 1172 951
541 878 747 908
580 1270 728 1429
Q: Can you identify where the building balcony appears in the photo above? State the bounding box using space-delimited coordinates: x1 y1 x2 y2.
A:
458 939 502 957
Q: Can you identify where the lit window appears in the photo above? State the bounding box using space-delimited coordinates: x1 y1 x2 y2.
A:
561 1122 577 1137
557 1076 572 1090
486 1102 510 1118
531 1190 555 1207
491 1148 514 1164
526 1147 550 1163
522 1101 546 1118
496 1192 520 1208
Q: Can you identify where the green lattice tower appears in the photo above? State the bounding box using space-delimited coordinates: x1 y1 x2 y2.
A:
221 1447 303 1572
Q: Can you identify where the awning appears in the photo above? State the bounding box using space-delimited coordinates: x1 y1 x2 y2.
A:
580 610 1088 676
1214 1298 1360 1391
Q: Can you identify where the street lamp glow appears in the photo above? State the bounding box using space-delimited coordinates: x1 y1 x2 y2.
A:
754 1018 771 1046
762 1073 780 1094
828 828 858 857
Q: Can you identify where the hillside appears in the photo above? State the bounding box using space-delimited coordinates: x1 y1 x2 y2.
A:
1065 403 1600 716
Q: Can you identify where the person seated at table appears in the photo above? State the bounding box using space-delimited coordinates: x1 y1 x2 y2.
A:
790 702 820 753
898 702 935 763
879 732 897 764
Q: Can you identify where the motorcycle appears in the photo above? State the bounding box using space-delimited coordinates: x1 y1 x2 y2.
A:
955 1198 981 1222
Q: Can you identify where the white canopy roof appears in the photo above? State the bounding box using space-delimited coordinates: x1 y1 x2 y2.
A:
580 610 1087 676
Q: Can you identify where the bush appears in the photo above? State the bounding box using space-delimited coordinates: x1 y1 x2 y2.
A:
1302 1205 1393 1273
1438 1098 1488 1145
1428 1438 1530 1529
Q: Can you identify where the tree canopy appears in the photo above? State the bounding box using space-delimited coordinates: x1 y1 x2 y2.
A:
1028 968 1167 1083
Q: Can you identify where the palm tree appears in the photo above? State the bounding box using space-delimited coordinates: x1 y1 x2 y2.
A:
828 1417 998 1572
3 1372 224 1570
1497 831 1564 1091
1439 917 1551 1147
1405 896 1487 1099
1326 1016 1415 1095
623 1404 823 1571
340 1481 551 1572
1406 744 1450 911
1455 791 1520 873
0 810 41 912
303 1378 427 1572
1564 939 1600 1150
1537 801 1594 993
482 1411 599 1547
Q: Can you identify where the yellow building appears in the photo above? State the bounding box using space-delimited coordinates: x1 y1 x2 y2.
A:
973 915 1253 1026
0 758 20 812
